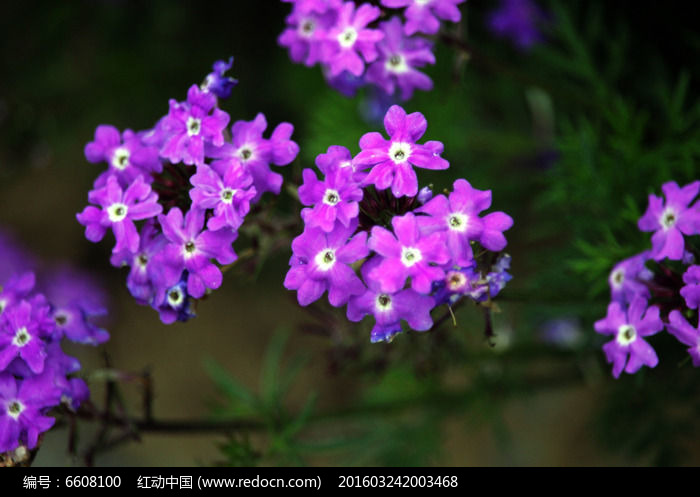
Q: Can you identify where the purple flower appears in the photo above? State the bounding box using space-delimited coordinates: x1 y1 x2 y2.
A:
153 277 196 325
488 0 547 50
201 57 238 99
368 212 449 294
299 166 363 232
680 265 700 310
608 252 652 305
666 311 700 367
347 256 434 342
381 0 465 36
0 300 53 374
417 179 513 263
416 180 485 265
637 180 700 261
157 207 237 300
76 175 163 254
279 6 336 66
190 163 256 231
210 114 299 201
84 125 162 188
160 85 230 167
0 374 57 452
284 222 368 307
365 17 435 101
321 2 384 77
355 105 449 197
110 220 167 304
433 264 489 304
594 297 663 378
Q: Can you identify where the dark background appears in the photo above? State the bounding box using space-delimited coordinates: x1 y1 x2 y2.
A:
1 1 699 466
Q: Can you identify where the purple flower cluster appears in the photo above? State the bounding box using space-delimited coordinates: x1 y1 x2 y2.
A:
285 105 513 342
594 180 700 377
77 58 299 324
0 230 108 454
279 0 465 100
487 0 547 51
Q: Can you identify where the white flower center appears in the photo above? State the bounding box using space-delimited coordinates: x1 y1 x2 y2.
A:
400 247 422 267
54 311 69 327
183 240 198 258
201 74 216 92
389 142 412 164
415 0 431 5
238 146 254 162
107 203 128 223
660 207 678 229
610 268 625 289
447 213 468 233
375 294 393 312
136 253 149 269
299 18 316 38
186 116 202 136
338 27 358 48
386 54 409 74
220 188 236 204
7 400 24 420
11 327 31 347
314 249 336 271
323 189 341 206
446 271 468 291
167 288 185 307
111 147 130 170
0 299 6 315
616 324 637 346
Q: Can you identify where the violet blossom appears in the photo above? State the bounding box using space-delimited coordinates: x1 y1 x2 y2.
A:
284 222 368 307
321 2 384 77
298 165 363 232
189 163 257 231
157 207 237 300
76 175 162 254
160 85 230 167
347 256 434 342
638 180 700 261
594 297 663 378
355 105 449 197
368 212 449 294
365 16 435 101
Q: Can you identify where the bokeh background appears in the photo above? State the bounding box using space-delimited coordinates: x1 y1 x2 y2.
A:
1 0 699 466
